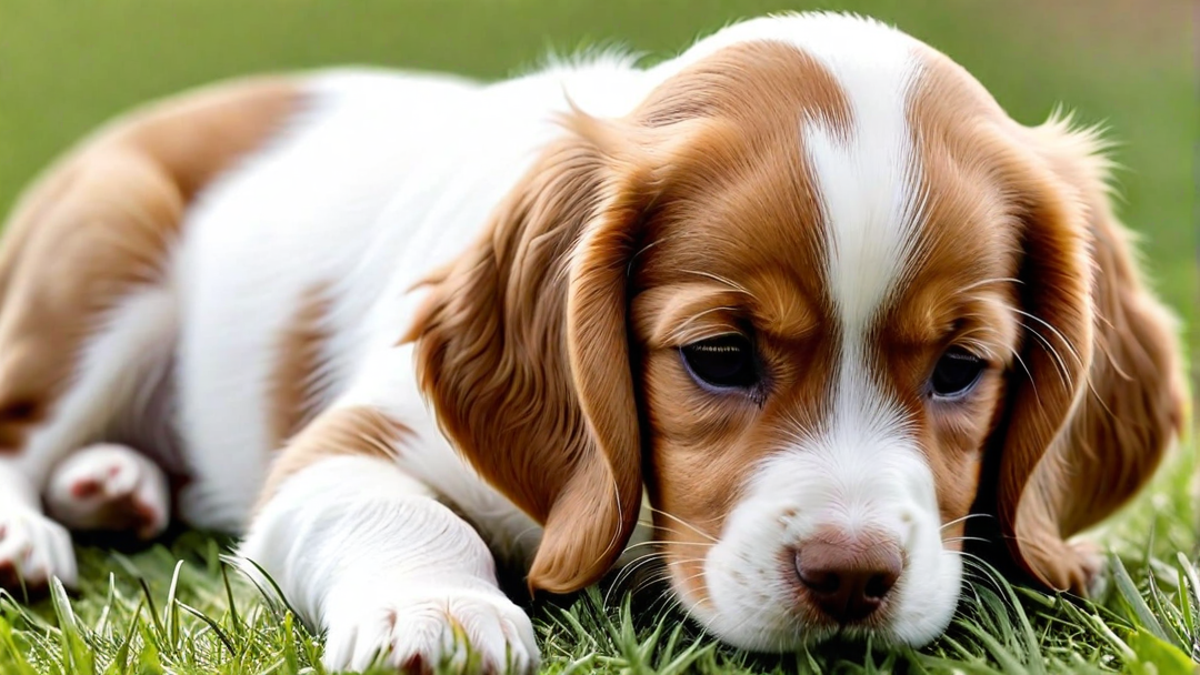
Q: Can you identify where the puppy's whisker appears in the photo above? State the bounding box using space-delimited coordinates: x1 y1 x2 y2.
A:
645 506 719 543
682 269 758 301
1012 308 1082 391
939 513 993 531
957 276 1022 293
633 526 717 552
1011 308 1083 366
1004 344 1042 408
941 536 992 546
605 552 668 603
622 539 677 548
665 557 707 567
1020 322 1073 389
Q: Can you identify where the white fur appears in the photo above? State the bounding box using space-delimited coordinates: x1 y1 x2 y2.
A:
1 11 971 668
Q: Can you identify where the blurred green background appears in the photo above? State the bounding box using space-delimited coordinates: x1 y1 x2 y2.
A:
0 0 1194 362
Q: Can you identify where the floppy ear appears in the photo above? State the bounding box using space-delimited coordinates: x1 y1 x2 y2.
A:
990 117 1185 593
405 114 659 593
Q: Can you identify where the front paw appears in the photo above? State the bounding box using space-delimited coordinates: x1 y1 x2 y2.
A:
323 580 539 674
1031 536 1106 596
1068 538 1106 598
0 507 77 591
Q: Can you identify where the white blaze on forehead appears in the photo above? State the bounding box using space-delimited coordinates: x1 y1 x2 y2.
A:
795 26 926 337
796 18 927 443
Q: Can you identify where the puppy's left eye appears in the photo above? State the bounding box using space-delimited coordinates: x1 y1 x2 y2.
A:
929 347 985 400
680 335 759 389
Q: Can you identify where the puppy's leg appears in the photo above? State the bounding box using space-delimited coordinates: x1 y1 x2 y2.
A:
239 406 538 674
0 461 76 591
45 443 170 541
0 287 176 591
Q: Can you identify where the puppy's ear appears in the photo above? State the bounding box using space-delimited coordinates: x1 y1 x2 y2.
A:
990 117 1185 593
406 113 663 593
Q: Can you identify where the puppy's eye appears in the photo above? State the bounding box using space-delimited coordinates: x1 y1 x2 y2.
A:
929 347 985 399
680 335 758 389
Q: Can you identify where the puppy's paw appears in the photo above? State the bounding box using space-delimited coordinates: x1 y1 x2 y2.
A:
0 506 77 591
323 581 539 674
1068 538 1107 598
45 444 170 540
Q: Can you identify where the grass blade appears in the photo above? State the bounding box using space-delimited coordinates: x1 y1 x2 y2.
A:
177 601 235 656
165 559 185 648
221 562 242 633
1110 552 1172 642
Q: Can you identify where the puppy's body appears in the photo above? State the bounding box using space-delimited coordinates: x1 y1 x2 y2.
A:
0 65 602 669
173 68 602 536
0 13 1183 673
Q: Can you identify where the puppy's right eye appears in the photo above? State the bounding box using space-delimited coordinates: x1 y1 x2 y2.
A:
680 335 759 389
929 347 986 400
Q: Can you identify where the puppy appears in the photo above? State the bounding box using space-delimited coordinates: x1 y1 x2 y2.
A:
0 12 1183 672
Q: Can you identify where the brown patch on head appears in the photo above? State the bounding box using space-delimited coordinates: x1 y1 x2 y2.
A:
0 77 302 454
257 405 410 510
268 284 335 446
638 41 851 131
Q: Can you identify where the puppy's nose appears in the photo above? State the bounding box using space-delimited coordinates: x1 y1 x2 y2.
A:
794 533 902 623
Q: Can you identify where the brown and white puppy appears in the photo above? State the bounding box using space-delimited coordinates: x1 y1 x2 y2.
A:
0 12 1184 672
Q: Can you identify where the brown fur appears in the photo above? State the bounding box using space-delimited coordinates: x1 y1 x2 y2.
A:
629 44 855 604
885 48 1031 550
268 284 335 446
0 77 301 454
404 114 649 593
906 46 1184 592
994 119 1185 592
258 405 410 508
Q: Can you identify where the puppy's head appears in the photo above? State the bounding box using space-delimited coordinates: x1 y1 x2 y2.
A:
413 12 1174 651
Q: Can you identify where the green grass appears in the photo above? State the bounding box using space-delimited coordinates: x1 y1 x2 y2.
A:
0 498 1197 674
0 0 1196 673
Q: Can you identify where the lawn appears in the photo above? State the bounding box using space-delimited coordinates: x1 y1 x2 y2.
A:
0 0 1196 673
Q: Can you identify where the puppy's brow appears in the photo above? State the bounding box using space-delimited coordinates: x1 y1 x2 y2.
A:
633 283 747 347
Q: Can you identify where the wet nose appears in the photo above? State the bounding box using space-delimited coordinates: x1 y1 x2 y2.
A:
794 532 902 623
